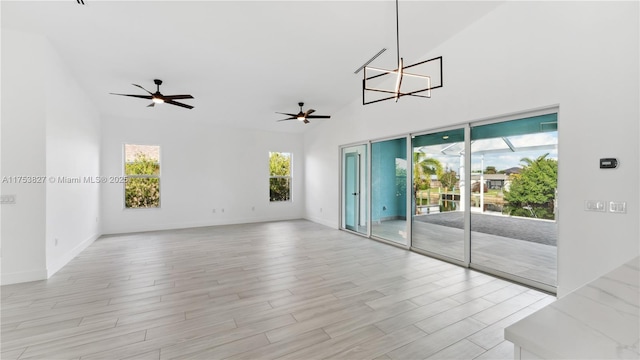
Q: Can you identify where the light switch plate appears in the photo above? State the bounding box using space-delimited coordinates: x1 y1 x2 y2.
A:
609 201 627 213
585 200 606 212
0 195 16 204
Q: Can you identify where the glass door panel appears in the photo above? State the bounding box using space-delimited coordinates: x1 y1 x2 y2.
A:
371 138 408 245
411 129 466 261
342 145 368 235
345 153 359 231
470 114 558 287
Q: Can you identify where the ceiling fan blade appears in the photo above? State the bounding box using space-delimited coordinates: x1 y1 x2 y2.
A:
277 118 296 122
110 93 153 100
165 99 194 109
276 112 297 117
147 102 155 107
305 109 316 117
303 119 310 124
162 94 194 100
132 84 153 95
306 115 331 119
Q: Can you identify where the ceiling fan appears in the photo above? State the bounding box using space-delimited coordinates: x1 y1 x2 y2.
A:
277 102 330 124
110 79 194 109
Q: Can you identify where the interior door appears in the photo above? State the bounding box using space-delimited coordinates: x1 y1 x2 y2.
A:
345 152 360 231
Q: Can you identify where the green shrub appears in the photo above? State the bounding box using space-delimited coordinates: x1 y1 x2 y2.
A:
504 154 557 219
125 154 160 208
269 152 291 202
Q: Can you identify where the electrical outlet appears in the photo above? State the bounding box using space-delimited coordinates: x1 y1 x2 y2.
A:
585 200 606 212
55 238 59 246
212 209 216 213
221 208 225 213
251 206 255 211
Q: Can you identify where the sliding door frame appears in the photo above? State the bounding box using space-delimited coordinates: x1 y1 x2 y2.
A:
339 142 370 237
369 134 411 249
467 106 559 294
338 105 559 294
407 123 471 268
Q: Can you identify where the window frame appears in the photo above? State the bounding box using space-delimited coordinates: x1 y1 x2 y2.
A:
269 151 292 202
123 144 162 209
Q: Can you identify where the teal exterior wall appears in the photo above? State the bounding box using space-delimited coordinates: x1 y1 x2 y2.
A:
371 138 407 222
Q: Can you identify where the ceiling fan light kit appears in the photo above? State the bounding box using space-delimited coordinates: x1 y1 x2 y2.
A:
110 79 194 109
362 0 443 105
276 102 331 125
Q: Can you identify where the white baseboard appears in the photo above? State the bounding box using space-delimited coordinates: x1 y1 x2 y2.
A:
1 268 47 286
304 215 337 229
102 216 306 236
46 232 100 278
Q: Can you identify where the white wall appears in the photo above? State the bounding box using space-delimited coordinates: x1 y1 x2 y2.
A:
101 115 305 234
304 1 639 297
1 29 47 284
44 40 101 277
1 29 102 284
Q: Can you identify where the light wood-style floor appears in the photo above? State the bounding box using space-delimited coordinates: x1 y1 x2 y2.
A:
372 219 557 287
1 220 555 360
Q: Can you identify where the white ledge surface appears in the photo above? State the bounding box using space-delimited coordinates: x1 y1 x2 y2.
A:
505 256 640 359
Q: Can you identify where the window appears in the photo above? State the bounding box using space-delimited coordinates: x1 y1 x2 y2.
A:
269 152 291 202
124 144 160 208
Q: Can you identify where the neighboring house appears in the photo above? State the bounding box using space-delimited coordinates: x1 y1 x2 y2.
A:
471 173 511 191
503 167 522 175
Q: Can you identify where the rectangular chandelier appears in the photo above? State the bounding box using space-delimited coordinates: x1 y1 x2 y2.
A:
361 0 443 105
363 56 443 105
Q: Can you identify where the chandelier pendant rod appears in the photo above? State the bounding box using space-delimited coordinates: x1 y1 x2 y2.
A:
396 0 400 66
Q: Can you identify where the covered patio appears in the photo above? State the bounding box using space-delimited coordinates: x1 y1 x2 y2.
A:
370 211 557 288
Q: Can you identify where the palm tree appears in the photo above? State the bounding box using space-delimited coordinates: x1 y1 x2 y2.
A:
413 152 443 207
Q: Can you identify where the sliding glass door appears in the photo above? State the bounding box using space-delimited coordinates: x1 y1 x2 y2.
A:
411 129 466 262
339 109 558 292
371 137 408 245
470 114 558 287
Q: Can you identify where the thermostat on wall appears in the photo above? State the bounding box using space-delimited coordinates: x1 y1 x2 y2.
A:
600 158 618 169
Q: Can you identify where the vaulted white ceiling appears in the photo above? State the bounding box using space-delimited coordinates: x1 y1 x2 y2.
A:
2 1 503 133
